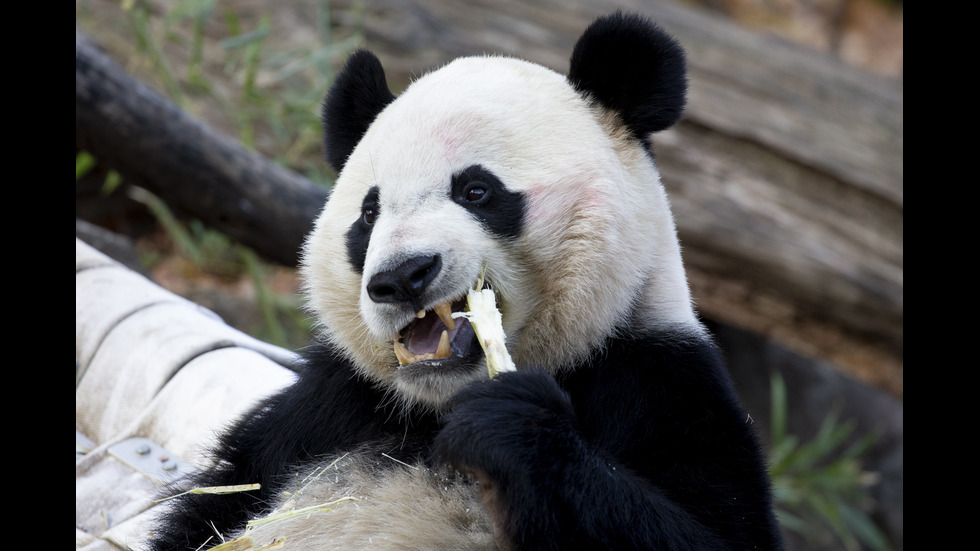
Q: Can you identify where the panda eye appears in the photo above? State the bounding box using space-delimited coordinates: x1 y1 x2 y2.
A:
359 188 380 226
362 207 376 225
464 182 490 205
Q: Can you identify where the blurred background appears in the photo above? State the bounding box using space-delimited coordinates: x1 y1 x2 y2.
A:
75 1 902 549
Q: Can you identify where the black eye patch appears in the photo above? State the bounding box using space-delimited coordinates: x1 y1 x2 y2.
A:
450 165 526 240
345 186 379 274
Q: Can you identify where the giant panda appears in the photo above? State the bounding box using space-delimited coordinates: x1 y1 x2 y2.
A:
148 11 783 551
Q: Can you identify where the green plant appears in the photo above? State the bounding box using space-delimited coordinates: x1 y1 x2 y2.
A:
77 150 124 197
768 372 891 551
76 151 97 180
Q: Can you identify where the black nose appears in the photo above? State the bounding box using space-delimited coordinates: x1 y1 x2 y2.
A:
367 254 442 304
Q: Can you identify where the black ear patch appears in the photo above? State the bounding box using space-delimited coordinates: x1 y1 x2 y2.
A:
321 50 396 173
568 12 687 143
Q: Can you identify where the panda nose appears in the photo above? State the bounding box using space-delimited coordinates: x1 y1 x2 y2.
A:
367 254 442 304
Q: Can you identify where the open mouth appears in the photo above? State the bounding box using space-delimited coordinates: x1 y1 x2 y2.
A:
394 297 480 367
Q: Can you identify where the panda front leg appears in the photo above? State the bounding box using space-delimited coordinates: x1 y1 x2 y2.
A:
433 369 731 551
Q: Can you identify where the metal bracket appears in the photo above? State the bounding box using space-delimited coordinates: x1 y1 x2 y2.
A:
108 437 197 485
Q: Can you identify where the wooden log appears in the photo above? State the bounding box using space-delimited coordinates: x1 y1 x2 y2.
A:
75 29 328 267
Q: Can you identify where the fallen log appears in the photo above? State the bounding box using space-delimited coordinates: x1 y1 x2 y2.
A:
75 29 327 267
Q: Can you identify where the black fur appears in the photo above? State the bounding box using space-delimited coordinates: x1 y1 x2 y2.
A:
321 50 396 172
345 185 379 274
568 11 687 145
450 165 527 241
149 333 782 550
435 335 782 550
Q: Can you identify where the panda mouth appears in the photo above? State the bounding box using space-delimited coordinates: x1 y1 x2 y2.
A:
394 298 480 367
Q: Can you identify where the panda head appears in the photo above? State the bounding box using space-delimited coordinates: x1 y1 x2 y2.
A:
301 12 698 410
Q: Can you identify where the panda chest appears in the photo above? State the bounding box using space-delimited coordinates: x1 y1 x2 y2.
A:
241 453 496 550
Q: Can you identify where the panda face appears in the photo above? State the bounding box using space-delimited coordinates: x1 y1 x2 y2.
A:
303 55 697 409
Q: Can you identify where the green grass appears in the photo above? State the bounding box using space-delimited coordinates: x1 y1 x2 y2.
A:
768 372 891 550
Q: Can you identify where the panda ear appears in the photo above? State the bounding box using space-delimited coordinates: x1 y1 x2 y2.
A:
321 50 396 173
568 12 687 141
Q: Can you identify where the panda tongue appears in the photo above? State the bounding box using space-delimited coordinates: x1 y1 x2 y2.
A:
409 313 448 355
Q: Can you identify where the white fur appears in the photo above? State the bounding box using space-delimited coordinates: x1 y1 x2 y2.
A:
229 448 494 549
301 55 698 409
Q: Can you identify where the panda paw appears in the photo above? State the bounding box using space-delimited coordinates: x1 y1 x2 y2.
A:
433 369 584 483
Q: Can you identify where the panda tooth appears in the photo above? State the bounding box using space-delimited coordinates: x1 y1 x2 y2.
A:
393 341 413 366
436 330 451 359
415 309 426 319
434 301 456 331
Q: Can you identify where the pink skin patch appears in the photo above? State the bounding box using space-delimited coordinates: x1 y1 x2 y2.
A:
437 124 462 164
525 180 606 227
